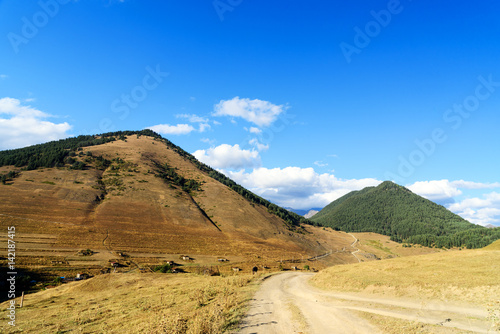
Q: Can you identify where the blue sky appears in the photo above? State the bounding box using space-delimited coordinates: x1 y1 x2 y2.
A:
1 0 500 225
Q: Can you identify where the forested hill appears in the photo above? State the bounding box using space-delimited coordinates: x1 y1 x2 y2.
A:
311 181 500 249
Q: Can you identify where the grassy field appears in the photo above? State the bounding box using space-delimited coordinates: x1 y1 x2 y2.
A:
352 232 441 260
483 239 500 250
355 311 477 334
310 249 500 306
0 272 262 333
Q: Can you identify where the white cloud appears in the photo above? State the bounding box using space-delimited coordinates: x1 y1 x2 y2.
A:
249 127 261 134
249 138 269 151
447 192 500 226
0 97 72 150
407 180 500 226
199 123 211 133
201 138 216 145
225 167 381 209
147 123 195 135
314 161 328 167
0 74 8 80
407 180 463 201
168 114 211 133
408 179 500 201
193 144 261 169
213 96 287 127
176 113 208 123
451 180 500 189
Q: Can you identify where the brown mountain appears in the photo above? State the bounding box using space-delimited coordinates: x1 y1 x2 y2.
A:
0 131 338 275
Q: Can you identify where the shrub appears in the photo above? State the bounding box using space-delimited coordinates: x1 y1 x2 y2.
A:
154 263 173 273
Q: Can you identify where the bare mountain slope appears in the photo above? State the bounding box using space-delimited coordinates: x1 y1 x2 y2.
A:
0 133 327 268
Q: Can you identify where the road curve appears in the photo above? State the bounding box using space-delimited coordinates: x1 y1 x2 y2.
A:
236 272 493 334
237 272 378 334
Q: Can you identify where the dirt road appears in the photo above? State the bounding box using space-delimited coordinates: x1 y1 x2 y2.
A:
237 272 493 334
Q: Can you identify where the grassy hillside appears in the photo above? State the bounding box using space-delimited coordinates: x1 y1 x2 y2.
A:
311 181 500 248
483 239 500 250
0 130 338 296
311 249 500 305
0 273 260 333
0 130 311 229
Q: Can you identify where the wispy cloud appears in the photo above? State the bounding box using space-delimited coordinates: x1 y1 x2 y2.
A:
213 96 287 127
201 138 216 145
199 123 211 132
176 113 209 123
249 138 269 151
176 113 210 133
0 74 8 80
314 161 328 167
248 127 261 134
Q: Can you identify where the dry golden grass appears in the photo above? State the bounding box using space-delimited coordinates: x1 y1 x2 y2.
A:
355 311 476 334
483 239 500 250
0 272 261 333
352 232 441 260
311 249 500 305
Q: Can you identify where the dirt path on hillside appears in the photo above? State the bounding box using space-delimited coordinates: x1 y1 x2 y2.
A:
348 233 361 263
237 272 493 334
